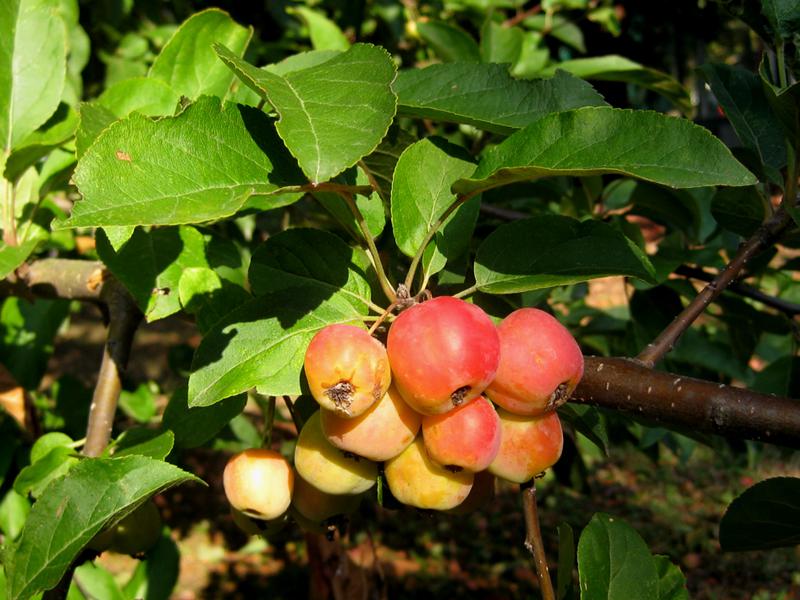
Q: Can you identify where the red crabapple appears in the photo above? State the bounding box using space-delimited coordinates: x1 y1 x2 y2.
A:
422 396 501 472
304 324 391 418
485 308 583 416
488 408 563 484
387 296 500 415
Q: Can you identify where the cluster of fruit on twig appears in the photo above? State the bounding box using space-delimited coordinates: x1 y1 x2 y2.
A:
223 297 584 534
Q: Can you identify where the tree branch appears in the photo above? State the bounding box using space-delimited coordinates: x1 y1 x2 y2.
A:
637 205 796 368
521 482 555 600
574 357 800 448
674 264 800 316
83 280 142 457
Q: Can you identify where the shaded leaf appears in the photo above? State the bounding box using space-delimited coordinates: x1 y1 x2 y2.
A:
455 107 757 195
111 429 174 461
216 43 397 183
474 215 655 294
13 447 78 499
558 403 609 455
416 20 480 62
577 513 659 600
654 555 690 600
711 186 768 237
720 477 800 551
96 226 209 322
395 64 606 134
700 63 786 177
249 228 372 314
65 96 303 228
540 55 691 112
178 267 250 333
97 77 182 117
162 387 246 448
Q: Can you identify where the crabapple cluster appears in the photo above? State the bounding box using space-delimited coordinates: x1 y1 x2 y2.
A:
222 297 583 533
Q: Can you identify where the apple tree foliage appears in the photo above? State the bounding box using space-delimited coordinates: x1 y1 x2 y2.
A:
0 0 799 598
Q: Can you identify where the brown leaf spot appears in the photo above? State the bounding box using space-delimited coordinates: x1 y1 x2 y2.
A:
115 150 132 162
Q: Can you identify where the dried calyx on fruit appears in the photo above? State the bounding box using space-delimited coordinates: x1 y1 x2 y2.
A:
304 324 392 418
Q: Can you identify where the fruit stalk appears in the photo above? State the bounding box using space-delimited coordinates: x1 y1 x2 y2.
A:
521 481 555 600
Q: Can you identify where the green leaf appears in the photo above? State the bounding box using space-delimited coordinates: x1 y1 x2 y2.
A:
0 0 68 152
454 107 758 194
121 533 179 600
416 20 480 63
70 563 126 600
480 21 523 65
761 0 800 42
719 476 800 551
65 96 303 228
314 166 387 238
118 384 157 423
149 8 252 99
249 228 373 314
289 6 350 51
577 513 659 600
188 286 364 407
395 65 606 134
711 186 768 237
75 101 116 159
0 297 70 389
653 555 690 600
525 13 586 52
391 138 479 279
5 103 78 180
102 225 135 252
558 403 609 455
0 227 47 279
178 267 250 333
360 127 416 202
0 489 29 541
96 226 210 322
557 522 576 600
540 56 691 112
30 432 73 463
5 456 199 600
474 215 655 294
162 387 246 448
760 61 800 145
266 50 342 76
97 77 182 118
13 447 78 499
700 63 787 176
215 43 397 183
111 429 174 461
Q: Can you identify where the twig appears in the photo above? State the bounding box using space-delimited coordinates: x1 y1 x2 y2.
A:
479 203 529 221
283 395 305 432
637 205 795 368
368 301 398 335
574 357 800 448
521 482 555 600
404 190 480 292
83 280 141 457
503 3 542 27
675 264 800 316
338 191 397 303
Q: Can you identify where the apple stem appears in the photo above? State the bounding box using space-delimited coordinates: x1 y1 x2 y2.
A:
522 481 555 600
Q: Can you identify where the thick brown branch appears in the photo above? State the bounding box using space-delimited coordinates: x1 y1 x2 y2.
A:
1 259 107 302
522 482 555 600
637 206 795 367
575 357 800 448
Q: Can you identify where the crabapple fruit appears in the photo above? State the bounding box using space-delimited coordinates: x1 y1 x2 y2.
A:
223 448 294 520
304 324 391 418
488 408 563 484
384 436 473 510
387 296 500 415
321 384 421 462
231 508 289 537
291 472 362 523
485 308 583 416
422 395 501 472
109 501 162 555
294 411 377 495
447 470 496 515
